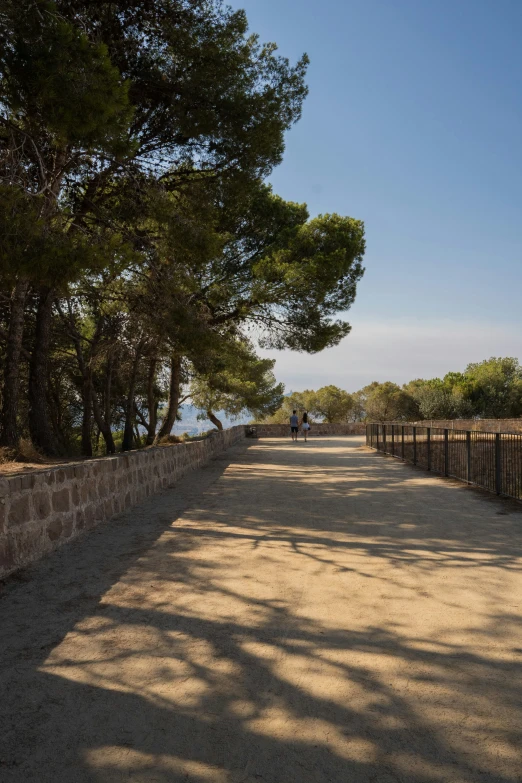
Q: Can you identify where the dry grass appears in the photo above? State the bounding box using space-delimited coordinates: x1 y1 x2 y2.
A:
0 439 68 475
0 438 44 465
157 431 214 446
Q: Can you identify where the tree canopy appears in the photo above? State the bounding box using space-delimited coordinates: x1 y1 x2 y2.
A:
259 357 522 426
190 337 284 430
0 0 366 457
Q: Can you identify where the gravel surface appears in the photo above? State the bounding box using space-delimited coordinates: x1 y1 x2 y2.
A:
1 436 522 782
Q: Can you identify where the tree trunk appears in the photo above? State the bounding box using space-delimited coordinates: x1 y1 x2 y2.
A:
156 354 182 441
28 287 59 456
57 298 98 457
145 359 158 445
91 389 116 454
81 375 93 457
121 405 134 453
48 377 68 453
133 423 141 447
121 343 143 452
207 410 223 430
103 354 116 453
0 278 29 449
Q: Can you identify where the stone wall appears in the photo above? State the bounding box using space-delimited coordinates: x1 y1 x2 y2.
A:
0 426 245 580
412 419 522 433
251 423 366 438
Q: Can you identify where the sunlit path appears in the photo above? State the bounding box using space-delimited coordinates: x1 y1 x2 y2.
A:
2 436 522 782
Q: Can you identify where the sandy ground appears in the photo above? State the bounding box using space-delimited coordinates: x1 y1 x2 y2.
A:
1 436 522 783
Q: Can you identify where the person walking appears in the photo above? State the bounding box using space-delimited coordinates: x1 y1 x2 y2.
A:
290 410 299 441
301 410 310 442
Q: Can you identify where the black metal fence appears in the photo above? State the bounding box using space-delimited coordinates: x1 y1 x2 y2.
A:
366 423 522 501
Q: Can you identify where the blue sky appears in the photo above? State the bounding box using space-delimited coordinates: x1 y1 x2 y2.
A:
232 0 522 391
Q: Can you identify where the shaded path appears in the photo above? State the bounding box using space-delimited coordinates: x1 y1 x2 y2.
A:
1 436 522 782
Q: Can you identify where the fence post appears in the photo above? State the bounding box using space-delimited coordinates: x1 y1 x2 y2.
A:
427 427 431 471
413 426 417 464
401 425 405 459
495 433 502 496
383 424 387 454
391 424 395 455
444 429 449 476
466 431 471 484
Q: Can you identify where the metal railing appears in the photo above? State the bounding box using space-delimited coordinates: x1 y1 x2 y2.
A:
366 423 522 501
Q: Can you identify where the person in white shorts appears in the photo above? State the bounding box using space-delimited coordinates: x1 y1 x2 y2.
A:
301 411 310 442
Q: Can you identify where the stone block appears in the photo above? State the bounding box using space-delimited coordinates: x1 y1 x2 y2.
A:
56 469 66 483
80 479 96 504
9 494 31 527
52 488 70 513
62 514 74 538
0 479 9 498
84 505 96 529
33 491 51 520
0 536 15 571
72 484 80 506
75 510 85 531
21 474 34 491
74 465 86 480
47 518 63 541
0 502 6 534
14 524 47 564
80 482 88 504
9 477 22 494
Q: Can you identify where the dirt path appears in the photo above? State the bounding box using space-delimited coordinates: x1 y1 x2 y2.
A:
1 436 522 782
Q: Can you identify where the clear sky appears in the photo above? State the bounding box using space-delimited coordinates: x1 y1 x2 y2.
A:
231 0 522 392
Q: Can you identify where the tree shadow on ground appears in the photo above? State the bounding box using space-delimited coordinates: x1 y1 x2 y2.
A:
1 437 521 782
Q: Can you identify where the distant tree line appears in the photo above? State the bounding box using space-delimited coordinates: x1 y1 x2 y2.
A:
0 0 366 458
261 357 522 424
